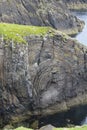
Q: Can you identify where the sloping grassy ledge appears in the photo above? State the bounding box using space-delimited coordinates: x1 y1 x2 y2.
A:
14 127 33 130
14 125 87 130
54 125 87 130
0 23 54 43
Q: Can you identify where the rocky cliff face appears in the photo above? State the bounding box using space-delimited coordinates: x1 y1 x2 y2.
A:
64 0 87 10
0 0 87 128
0 30 87 127
0 40 33 127
0 0 84 35
31 34 87 115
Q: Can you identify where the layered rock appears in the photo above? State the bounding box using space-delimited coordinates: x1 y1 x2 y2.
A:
0 40 33 127
0 0 84 35
64 0 87 10
0 29 87 127
31 34 87 115
0 0 87 129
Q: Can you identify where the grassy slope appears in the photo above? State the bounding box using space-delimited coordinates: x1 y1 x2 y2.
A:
54 125 87 130
14 127 33 130
14 125 87 130
0 23 54 43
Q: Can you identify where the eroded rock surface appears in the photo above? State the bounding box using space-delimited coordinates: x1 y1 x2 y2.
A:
30 35 87 115
39 124 55 130
0 0 87 128
0 31 87 127
64 0 87 10
0 41 33 127
0 0 84 34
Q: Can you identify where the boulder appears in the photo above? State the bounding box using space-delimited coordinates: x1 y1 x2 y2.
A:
39 124 55 130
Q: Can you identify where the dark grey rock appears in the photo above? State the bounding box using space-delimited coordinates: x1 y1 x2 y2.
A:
0 0 84 33
0 32 87 127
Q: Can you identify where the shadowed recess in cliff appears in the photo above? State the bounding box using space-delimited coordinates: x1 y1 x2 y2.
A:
39 105 87 127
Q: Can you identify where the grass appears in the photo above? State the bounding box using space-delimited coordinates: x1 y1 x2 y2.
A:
14 126 33 130
13 125 87 130
0 23 54 43
54 125 87 130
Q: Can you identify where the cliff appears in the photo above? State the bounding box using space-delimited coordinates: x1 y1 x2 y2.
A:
0 0 87 128
0 23 87 128
64 0 87 10
0 0 84 35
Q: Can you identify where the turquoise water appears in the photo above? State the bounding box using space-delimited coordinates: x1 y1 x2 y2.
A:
73 11 87 46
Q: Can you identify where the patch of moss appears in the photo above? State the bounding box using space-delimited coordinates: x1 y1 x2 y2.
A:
0 23 54 43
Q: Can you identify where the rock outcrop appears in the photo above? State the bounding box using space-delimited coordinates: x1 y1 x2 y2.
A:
39 124 55 130
0 0 84 35
31 34 87 115
64 0 87 10
0 27 87 127
0 0 87 128
0 40 33 127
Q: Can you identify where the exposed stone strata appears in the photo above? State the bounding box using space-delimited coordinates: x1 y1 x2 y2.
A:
64 0 87 10
0 32 87 127
0 0 84 35
0 39 33 127
31 36 87 115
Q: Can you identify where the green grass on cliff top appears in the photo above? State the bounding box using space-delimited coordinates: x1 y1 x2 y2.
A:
54 125 87 130
0 23 54 43
14 126 33 130
14 125 87 130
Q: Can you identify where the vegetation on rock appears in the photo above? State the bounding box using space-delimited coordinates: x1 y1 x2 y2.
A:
14 126 33 130
0 0 87 129
0 23 54 43
54 125 87 130
13 125 87 130
0 0 84 35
